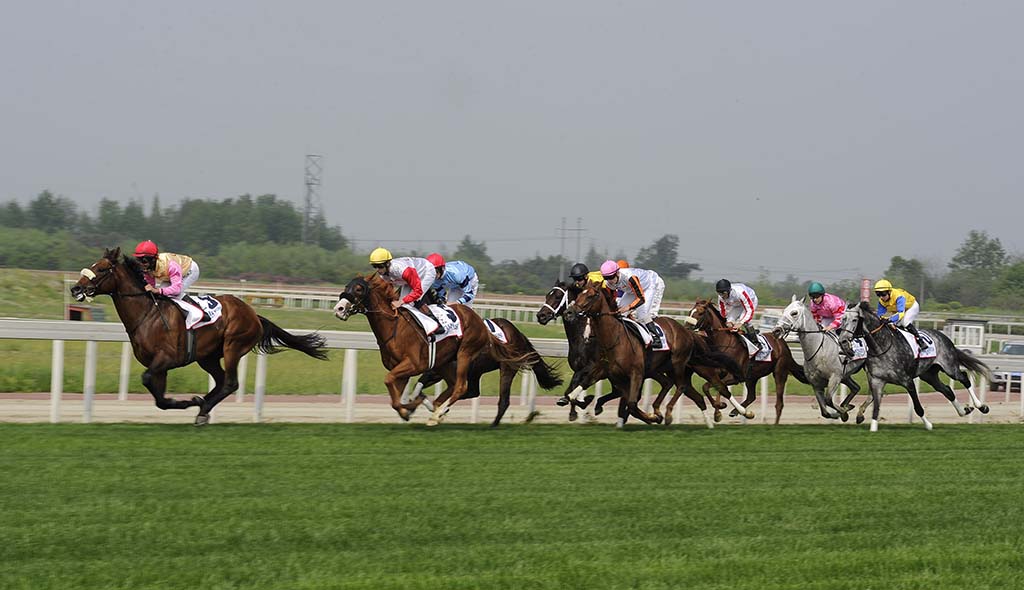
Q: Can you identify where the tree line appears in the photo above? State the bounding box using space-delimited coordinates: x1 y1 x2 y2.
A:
1 191 1022 310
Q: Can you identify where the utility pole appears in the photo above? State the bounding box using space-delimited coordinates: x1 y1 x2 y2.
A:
556 217 587 281
302 154 322 245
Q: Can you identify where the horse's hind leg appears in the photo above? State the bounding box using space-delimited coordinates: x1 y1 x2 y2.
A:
142 367 201 411
920 366 972 417
492 365 516 427
905 379 933 430
194 356 231 426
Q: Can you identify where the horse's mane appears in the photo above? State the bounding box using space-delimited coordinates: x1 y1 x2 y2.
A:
120 254 149 289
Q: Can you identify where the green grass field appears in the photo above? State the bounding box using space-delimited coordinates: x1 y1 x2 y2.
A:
1 423 1021 589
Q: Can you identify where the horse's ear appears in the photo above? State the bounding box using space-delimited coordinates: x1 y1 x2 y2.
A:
799 296 805 304
791 294 797 303
859 300 871 311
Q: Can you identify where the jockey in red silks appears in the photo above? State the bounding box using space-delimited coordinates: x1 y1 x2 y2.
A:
133 240 207 328
369 247 450 332
807 281 846 332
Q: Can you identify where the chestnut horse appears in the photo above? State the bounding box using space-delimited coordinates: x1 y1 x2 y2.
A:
684 298 808 424
565 282 739 427
70 248 328 425
333 274 539 426
408 317 564 426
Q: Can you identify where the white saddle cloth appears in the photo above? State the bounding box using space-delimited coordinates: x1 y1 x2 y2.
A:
170 295 222 330
404 304 463 343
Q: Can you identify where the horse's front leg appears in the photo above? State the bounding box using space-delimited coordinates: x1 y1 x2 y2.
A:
867 377 885 432
142 363 203 411
383 359 422 421
650 374 674 422
905 379 933 431
427 347 474 426
626 371 661 425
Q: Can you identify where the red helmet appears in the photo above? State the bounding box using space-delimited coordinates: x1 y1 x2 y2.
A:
427 253 445 268
134 240 159 257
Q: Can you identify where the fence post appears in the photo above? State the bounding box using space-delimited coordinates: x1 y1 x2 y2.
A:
236 354 248 402
82 341 97 424
50 340 64 424
342 349 357 423
528 373 537 415
118 342 131 401
520 371 529 407
642 379 652 413
760 377 768 424
471 397 480 423
253 352 267 423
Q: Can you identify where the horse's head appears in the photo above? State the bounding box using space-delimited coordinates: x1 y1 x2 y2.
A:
333 275 371 320
71 248 127 302
537 281 571 325
773 295 807 339
688 299 721 331
837 300 870 355
565 281 608 322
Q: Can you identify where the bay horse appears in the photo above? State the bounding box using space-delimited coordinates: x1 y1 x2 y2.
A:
69 248 328 425
686 298 808 424
407 317 564 426
565 282 739 427
333 274 539 426
838 301 992 432
772 296 865 422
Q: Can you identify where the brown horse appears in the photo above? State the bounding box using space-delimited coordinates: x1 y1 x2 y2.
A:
682 298 808 424
333 274 539 426
69 248 329 425
409 317 564 426
566 282 737 427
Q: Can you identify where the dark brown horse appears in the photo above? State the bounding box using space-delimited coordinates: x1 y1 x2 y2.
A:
566 282 739 427
410 317 564 426
69 248 328 425
333 274 539 426
683 298 808 424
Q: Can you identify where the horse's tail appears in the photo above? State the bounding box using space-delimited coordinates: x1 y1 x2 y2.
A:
955 347 992 381
488 329 564 390
787 353 810 384
257 316 329 360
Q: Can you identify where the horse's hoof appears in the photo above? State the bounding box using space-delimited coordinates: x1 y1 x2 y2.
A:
194 414 210 427
426 418 439 427
728 409 739 418
963 406 974 416
525 410 541 423
191 395 204 407
980 405 990 414
581 395 595 409
839 410 849 423
664 414 674 426
594 405 604 416
615 418 625 428
744 411 755 420
654 415 664 425
713 410 722 423
855 415 865 425
555 396 570 407
398 409 412 422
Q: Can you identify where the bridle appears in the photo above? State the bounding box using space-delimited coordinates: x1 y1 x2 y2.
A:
540 285 569 317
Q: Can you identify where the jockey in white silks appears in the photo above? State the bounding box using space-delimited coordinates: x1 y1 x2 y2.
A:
599 259 666 348
715 278 761 353
369 247 449 333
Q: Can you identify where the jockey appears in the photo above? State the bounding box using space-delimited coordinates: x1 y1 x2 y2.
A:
133 240 207 327
874 279 925 346
808 281 846 332
369 247 446 331
600 259 665 348
716 279 761 352
427 253 479 307
569 262 605 289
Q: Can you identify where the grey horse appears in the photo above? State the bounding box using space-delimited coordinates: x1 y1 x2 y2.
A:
838 301 992 431
772 296 865 421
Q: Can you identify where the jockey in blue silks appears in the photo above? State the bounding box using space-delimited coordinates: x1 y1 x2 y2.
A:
427 253 479 307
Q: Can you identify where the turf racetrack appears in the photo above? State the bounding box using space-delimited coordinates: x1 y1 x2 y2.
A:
2 423 1022 589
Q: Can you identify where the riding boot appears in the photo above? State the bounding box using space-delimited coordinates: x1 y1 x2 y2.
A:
744 325 762 353
417 304 442 335
645 322 662 348
182 294 209 323
906 322 926 347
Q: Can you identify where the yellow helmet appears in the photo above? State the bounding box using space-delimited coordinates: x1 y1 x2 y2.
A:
874 279 893 291
369 247 393 265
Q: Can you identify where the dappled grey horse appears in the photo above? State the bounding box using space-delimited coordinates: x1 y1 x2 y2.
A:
772 296 865 421
838 301 992 432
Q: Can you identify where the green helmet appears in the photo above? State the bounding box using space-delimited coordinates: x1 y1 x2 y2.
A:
808 282 825 297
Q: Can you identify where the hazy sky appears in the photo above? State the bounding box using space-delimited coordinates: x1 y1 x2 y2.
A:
3 1 1022 282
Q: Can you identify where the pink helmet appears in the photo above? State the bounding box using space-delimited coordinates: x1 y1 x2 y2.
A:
426 253 445 267
600 260 619 278
134 240 158 257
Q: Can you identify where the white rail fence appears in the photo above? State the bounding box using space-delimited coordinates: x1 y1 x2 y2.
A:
2 319 1018 425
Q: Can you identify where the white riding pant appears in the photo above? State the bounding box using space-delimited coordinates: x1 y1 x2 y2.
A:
898 301 920 327
622 277 664 324
398 267 437 304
